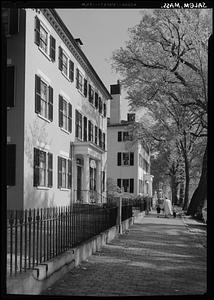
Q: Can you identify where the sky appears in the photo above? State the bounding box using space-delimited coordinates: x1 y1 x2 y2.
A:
56 9 144 120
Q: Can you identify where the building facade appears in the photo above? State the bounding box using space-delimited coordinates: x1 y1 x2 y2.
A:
107 82 153 198
5 8 111 210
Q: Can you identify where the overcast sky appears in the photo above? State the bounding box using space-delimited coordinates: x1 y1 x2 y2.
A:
56 9 143 119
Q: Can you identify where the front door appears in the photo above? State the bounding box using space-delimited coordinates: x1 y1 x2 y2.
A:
77 165 82 201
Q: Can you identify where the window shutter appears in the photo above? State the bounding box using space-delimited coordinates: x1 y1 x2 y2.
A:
48 86 53 121
117 152 121 166
95 126 98 144
84 79 87 97
35 75 41 113
99 129 102 148
9 8 19 35
49 35 56 61
58 46 63 71
95 92 98 108
7 66 15 108
88 84 91 102
59 95 63 127
58 156 62 188
117 179 121 188
47 153 53 187
69 60 74 82
34 16 40 45
33 148 40 187
103 103 106 117
118 131 122 142
88 121 91 141
7 144 16 186
130 152 134 166
130 179 134 193
67 159 72 189
103 133 105 150
68 103 72 133
83 116 87 141
99 97 102 113
76 68 79 89
75 110 78 138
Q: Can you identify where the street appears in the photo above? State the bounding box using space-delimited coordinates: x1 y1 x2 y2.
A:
42 212 207 296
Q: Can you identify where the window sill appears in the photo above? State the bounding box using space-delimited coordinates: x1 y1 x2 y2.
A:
59 188 70 191
60 127 71 135
37 113 51 123
77 88 85 97
61 71 71 82
38 47 52 62
36 186 51 190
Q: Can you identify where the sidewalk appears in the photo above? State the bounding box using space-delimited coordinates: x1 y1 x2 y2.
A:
41 212 207 296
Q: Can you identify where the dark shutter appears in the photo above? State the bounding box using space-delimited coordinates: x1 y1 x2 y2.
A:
34 16 40 45
99 129 102 148
118 131 122 142
103 103 106 117
83 116 87 141
99 97 102 114
48 86 53 121
9 8 19 35
58 156 62 188
49 35 56 61
95 126 98 144
68 159 72 188
117 179 121 188
68 103 72 133
103 133 105 150
88 121 91 141
76 68 79 89
88 84 91 102
58 46 63 71
117 152 121 166
35 75 41 113
59 95 63 127
7 66 15 107
75 110 78 138
69 60 74 82
47 153 53 187
33 148 40 187
7 144 16 186
84 79 87 97
95 92 98 108
130 152 134 166
130 179 134 193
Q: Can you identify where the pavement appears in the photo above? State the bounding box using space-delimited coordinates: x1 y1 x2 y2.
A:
41 211 207 296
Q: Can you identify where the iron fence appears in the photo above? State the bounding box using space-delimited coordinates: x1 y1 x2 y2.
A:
7 203 118 276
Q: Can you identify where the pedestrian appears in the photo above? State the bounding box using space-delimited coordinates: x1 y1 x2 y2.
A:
173 206 177 218
156 204 161 218
163 196 173 218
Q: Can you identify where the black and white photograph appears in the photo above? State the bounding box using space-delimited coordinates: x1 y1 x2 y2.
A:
2 0 212 297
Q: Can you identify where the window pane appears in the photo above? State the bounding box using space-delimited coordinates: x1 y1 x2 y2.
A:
40 26 48 53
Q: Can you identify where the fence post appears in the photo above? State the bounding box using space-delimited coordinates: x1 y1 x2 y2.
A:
117 196 122 234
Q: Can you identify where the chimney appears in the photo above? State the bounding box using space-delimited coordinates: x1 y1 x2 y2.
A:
75 38 83 48
110 80 121 124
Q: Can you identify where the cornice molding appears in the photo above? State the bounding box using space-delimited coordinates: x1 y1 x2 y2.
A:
40 8 111 100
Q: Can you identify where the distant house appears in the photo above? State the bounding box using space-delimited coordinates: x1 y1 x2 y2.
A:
4 8 111 209
107 81 153 199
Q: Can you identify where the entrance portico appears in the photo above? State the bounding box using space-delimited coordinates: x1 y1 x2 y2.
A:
73 141 105 203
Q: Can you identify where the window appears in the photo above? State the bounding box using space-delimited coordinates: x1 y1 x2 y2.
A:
58 156 72 189
35 75 53 121
98 97 102 114
117 178 134 193
88 121 94 142
117 152 134 166
35 17 55 60
127 113 135 122
90 167 96 191
58 46 74 81
7 144 16 186
33 148 53 187
139 179 143 194
2 8 20 36
76 68 83 93
118 131 132 142
7 66 15 108
59 95 72 133
89 84 94 105
75 110 82 140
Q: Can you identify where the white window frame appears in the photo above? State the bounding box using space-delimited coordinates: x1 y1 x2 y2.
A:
122 152 131 166
38 21 51 61
36 148 51 189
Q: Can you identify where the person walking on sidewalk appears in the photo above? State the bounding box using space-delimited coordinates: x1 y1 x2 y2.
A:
163 196 173 218
156 204 161 218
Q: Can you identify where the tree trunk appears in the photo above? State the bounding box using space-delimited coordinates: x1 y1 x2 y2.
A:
179 181 185 206
187 144 207 217
183 157 190 211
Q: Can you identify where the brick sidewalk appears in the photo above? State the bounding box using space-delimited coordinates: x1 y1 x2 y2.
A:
41 212 207 296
